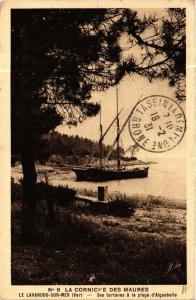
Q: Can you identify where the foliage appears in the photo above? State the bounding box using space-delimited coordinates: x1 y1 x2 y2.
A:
11 7 186 239
12 8 186 148
37 182 76 207
11 179 76 207
117 8 186 100
35 131 124 163
125 143 140 158
108 196 136 217
11 8 186 155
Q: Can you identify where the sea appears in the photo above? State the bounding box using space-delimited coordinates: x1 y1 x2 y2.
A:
12 158 186 202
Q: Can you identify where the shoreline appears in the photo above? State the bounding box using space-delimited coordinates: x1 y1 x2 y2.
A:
11 179 186 285
11 162 186 203
11 158 186 203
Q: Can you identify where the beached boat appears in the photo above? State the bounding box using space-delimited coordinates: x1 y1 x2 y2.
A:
72 89 149 181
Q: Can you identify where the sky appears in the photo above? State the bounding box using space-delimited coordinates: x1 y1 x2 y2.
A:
57 73 186 162
57 8 186 162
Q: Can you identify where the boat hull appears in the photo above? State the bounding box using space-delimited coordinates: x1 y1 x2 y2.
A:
72 167 149 181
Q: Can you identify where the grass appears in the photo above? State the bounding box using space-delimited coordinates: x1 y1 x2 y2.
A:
11 181 186 285
77 188 186 210
11 179 76 207
77 187 98 198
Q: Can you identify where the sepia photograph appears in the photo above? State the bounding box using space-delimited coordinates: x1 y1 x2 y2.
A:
10 6 189 286
0 1 192 298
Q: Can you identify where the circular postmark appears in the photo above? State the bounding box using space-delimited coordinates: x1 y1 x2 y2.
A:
128 95 186 153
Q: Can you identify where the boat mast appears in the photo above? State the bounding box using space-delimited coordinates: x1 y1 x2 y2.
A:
104 109 134 165
99 100 103 168
116 88 120 170
85 108 123 166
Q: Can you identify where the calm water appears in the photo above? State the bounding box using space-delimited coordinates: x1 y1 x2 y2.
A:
12 158 186 201
51 158 186 201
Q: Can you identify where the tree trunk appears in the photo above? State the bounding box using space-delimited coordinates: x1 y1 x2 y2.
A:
17 22 39 242
21 124 38 242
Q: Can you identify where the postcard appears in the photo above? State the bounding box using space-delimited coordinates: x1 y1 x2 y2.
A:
0 0 195 299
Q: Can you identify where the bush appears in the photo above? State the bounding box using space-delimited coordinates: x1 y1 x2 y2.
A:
130 156 137 161
108 196 136 217
11 178 76 207
37 182 76 207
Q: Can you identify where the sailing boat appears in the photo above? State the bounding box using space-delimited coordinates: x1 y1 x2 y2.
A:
72 89 149 181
